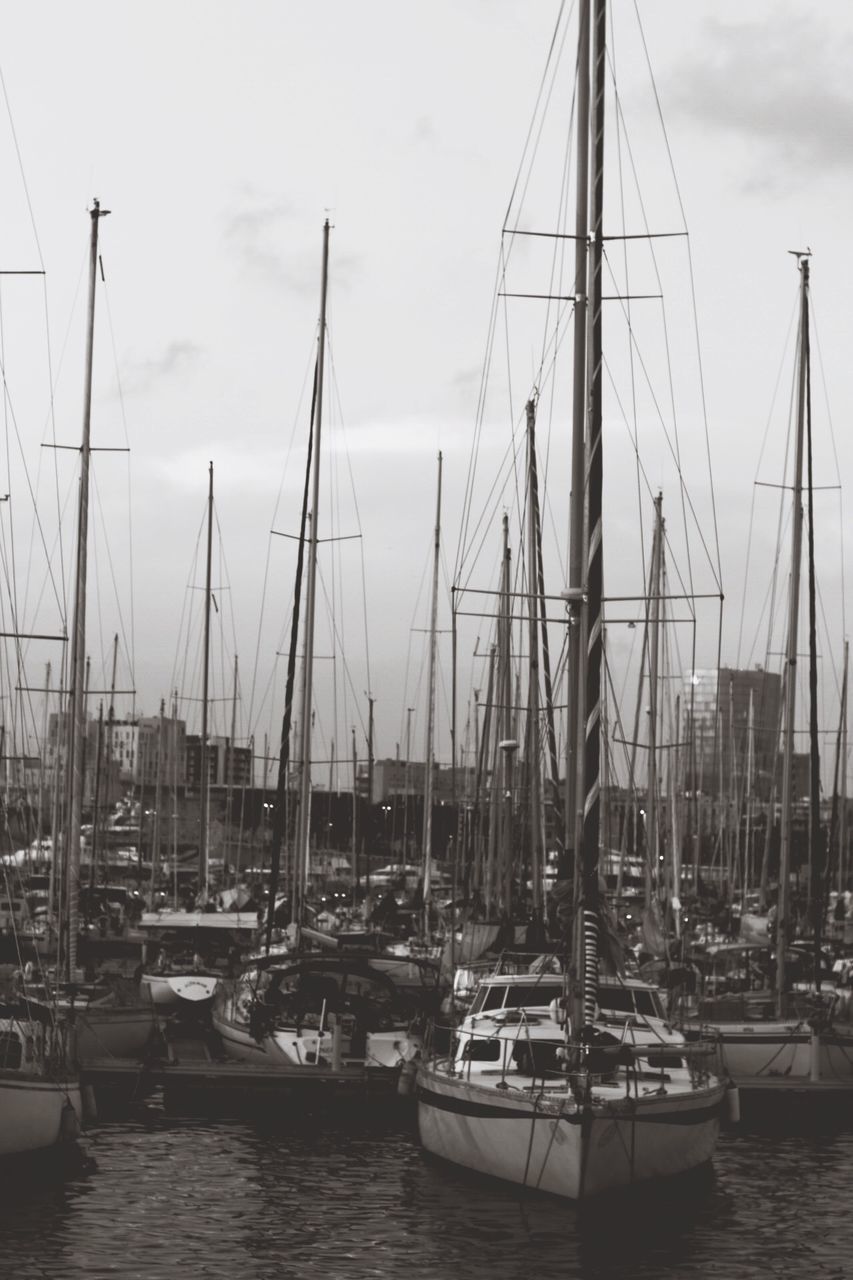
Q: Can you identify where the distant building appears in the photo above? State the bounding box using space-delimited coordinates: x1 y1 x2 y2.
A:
0 752 42 794
185 735 252 790
49 710 188 792
683 667 782 801
367 758 477 805
107 716 187 788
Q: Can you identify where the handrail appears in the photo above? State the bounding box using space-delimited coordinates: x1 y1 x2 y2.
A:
422 1018 723 1096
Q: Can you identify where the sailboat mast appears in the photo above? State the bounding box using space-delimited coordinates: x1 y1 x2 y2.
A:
38 661 50 857
421 450 443 931
776 252 810 1015
578 0 607 1027
646 494 663 904
226 654 238 882
566 0 591 885
198 460 214 902
101 633 118 885
526 401 542 912
840 641 849 898
66 197 109 981
803 263 823 989
295 218 330 930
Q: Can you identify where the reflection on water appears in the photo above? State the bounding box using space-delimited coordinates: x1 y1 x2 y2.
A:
0 1101 851 1280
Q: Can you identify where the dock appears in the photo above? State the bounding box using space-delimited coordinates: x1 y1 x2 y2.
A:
81 1037 406 1114
731 1074 853 1127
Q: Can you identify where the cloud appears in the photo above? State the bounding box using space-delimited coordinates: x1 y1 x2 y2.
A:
223 200 361 293
668 13 853 191
413 115 435 146
117 339 200 396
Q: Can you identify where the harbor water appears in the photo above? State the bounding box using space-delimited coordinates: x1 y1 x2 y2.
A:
0 1099 850 1280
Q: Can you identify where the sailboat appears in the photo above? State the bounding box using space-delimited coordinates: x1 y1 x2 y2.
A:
416 0 726 1197
0 201 118 1152
22 202 158 1070
692 255 853 1086
138 462 255 1011
213 221 427 1084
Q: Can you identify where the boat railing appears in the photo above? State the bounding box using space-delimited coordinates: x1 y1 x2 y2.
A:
421 1020 724 1097
696 989 839 1025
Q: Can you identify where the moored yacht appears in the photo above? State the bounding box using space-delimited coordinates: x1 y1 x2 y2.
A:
417 988 724 1199
0 1001 82 1157
213 954 422 1078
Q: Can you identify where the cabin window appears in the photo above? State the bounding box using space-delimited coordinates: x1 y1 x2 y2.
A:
0 1032 22 1070
643 1053 683 1071
461 1038 501 1062
480 984 555 1012
635 991 664 1018
601 988 636 1014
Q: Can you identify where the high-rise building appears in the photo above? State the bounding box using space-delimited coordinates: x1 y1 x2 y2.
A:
683 667 782 800
185 735 252 789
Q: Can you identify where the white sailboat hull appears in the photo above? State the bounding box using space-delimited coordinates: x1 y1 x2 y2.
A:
417 1067 723 1200
703 1023 853 1079
0 1074 83 1157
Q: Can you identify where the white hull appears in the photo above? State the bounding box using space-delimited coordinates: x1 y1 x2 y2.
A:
0 1073 83 1157
417 1067 723 1200
140 973 219 1009
703 1023 853 1079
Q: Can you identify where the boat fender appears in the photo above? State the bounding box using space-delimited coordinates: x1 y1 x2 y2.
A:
60 1100 82 1143
724 1083 741 1125
397 1060 417 1096
82 1084 98 1125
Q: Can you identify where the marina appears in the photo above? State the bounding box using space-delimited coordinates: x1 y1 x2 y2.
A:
1 0 853 1275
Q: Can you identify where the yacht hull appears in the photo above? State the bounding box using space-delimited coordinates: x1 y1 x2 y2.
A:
700 1023 853 1079
417 1067 723 1199
0 1074 83 1157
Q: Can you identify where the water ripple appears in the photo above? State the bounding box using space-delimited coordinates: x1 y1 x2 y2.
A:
0 1101 851 1280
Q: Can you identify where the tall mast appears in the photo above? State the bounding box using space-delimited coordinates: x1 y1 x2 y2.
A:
151 698 165 903
646 494 663 905
66 197 109 980
580 0 607 1027
37 662 50 856
101 633 118 884
497 517 515 915
266 362 319 950
366 693 374 898
745 689 755 897
226 654 238 882
172 689 179 908
351 727 358 899
421 450 443 932
776 252 810 1016
295 218 330 931
840 641 849 899
804 261 822 990
526 401 542 912
565 0 592 889
90 701 103 889
198 460 214 902
404 706 414 863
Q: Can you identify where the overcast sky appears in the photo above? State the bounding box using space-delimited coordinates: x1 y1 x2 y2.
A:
1 1 851 786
